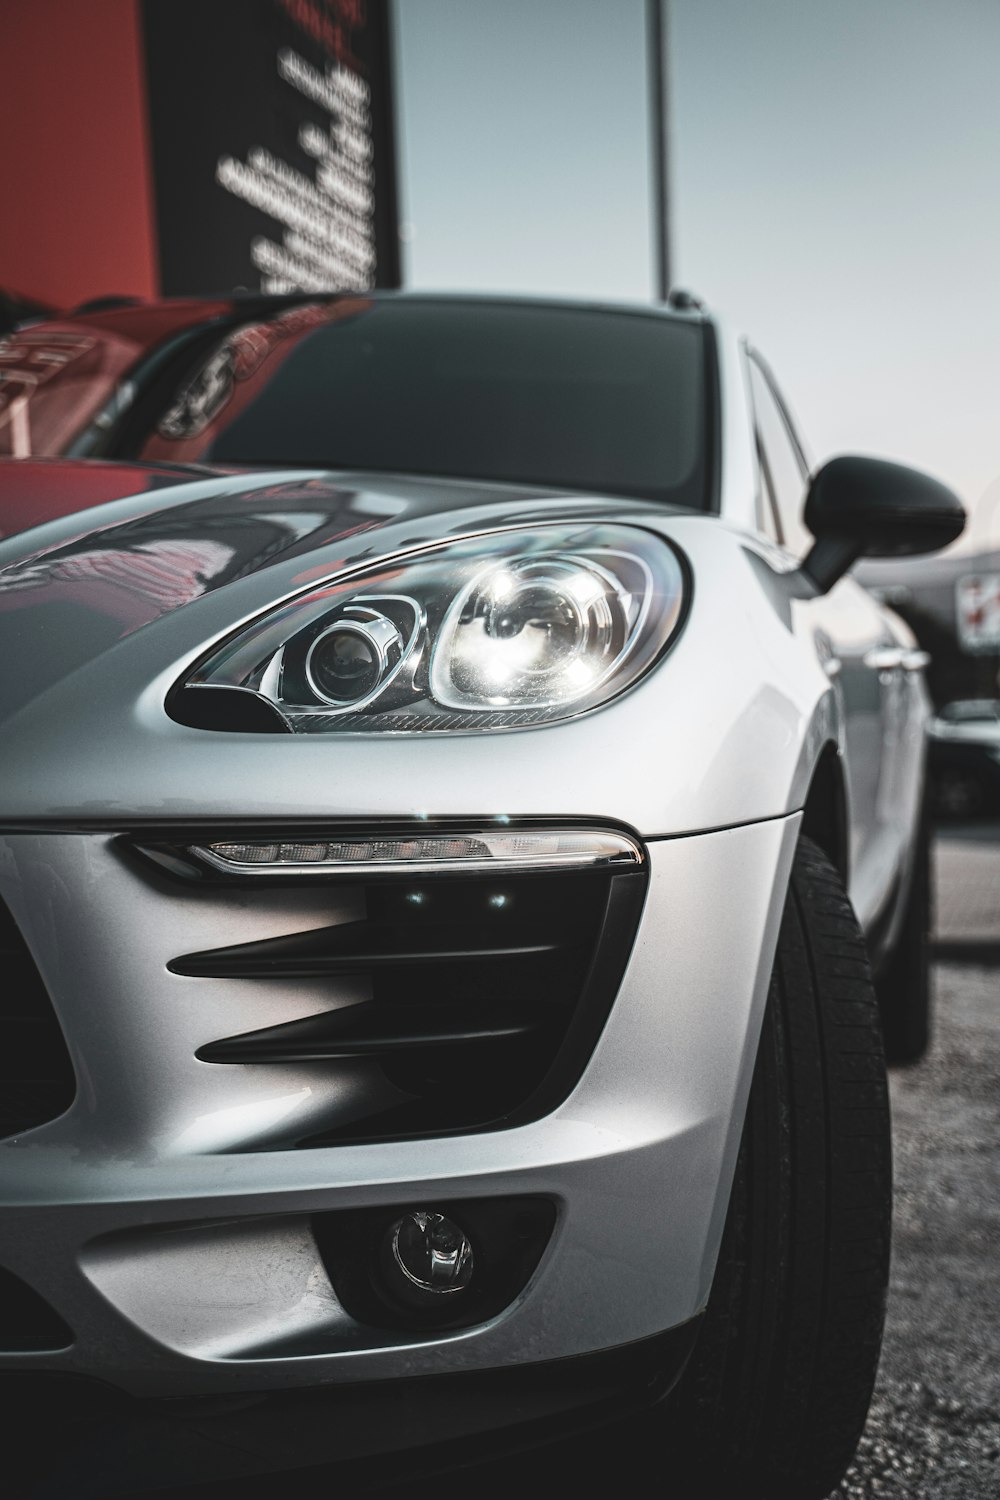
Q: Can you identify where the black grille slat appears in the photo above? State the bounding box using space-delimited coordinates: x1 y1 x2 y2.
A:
0 899 76 1139
170 921 563 978
0 953 50 1014
159 857 646 1147
0 1268 72 1351
0 1080 74 1139
197 999 546 1062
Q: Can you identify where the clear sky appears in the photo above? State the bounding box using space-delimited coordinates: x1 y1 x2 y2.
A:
394 0 1000 551
393 0 654 296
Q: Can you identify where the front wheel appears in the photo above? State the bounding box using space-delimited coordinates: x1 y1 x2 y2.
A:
661 837 892 1498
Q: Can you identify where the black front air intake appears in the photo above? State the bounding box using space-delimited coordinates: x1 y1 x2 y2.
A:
0 899 76 1140
168 862 646 1146
0 1268 73 1350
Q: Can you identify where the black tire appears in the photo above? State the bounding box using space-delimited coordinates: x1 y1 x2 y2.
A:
876 806 932 1064
661 837 892 1499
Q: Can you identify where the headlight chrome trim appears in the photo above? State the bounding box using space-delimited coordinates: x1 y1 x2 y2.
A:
168 521 691 736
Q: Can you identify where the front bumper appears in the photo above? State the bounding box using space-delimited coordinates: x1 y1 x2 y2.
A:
0 813 798 1398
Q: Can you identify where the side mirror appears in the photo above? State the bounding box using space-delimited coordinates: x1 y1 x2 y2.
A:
801 455 965 594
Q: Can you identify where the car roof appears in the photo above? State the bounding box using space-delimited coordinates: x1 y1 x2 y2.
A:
52 287 710 336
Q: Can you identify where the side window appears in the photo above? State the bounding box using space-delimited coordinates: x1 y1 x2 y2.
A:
747 351 812 558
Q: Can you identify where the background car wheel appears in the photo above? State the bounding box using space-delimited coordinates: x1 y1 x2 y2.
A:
659 837 892 1500
876 804 932 1064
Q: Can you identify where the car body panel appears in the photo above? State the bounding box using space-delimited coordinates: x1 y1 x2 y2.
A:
795 578 929 935
0 815 797 1394
1 473 833 848
0 295 933 1409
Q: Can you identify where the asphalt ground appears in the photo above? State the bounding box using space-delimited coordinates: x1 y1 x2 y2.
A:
11 824 1000 1499
832 822 1000 1499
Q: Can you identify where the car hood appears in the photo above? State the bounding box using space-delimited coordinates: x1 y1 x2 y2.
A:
0 458 669 724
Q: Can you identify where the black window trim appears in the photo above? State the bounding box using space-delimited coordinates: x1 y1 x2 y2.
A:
745 343 811 479
743 340 812 554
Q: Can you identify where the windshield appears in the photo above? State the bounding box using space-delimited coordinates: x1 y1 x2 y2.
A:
0 299 243 460
0 324 140 458
137 298 711 508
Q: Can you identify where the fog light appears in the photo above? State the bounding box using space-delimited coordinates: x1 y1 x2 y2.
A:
389 1211 474 1294
316 1195 556 1332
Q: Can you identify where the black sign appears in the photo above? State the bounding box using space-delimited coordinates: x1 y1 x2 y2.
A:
142 0 399 296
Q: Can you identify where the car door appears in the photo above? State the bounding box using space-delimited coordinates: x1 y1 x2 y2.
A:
744 346 916 937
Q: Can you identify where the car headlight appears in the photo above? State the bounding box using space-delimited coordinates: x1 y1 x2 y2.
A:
170 523 688 733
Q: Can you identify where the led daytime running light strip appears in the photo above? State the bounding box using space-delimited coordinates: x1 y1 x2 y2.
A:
191 829 644 877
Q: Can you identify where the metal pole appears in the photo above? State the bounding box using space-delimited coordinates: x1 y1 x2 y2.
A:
647 0 671 301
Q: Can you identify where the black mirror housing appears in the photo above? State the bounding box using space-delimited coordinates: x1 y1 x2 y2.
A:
801 455 965 593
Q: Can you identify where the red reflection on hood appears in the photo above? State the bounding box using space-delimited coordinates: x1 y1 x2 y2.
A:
0 458 213 540
0 536 236 637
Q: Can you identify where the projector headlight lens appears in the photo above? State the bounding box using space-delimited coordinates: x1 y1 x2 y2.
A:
305 611 404 706
174 523 687 733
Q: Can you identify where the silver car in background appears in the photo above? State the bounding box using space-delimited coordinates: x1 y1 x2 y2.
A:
0 293 964 1496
